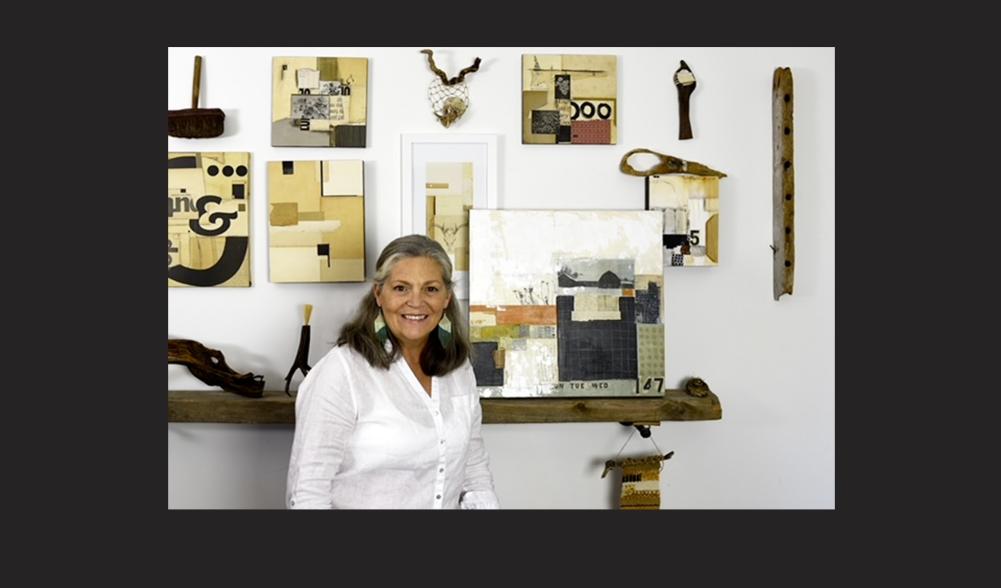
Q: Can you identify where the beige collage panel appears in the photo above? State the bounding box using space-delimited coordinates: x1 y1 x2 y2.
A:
522 54 617 144
267 160 365 283
271 57 368 147
649 175 720 267
426 162 474 272
167 152 251 288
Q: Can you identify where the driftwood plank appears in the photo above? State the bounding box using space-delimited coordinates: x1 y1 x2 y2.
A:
168 388 722 425
772 67 795 300
169 390 293 424
482 388 721 423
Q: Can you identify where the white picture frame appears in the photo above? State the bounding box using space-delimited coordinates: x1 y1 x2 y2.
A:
400 133 498 300
401 133 498 232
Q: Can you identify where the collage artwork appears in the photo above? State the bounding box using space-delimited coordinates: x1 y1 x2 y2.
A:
168 53 728 398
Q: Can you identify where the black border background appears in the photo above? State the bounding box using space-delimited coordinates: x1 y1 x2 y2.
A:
32 4 921 581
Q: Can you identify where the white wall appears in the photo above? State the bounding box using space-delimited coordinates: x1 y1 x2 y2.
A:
168 46 834 509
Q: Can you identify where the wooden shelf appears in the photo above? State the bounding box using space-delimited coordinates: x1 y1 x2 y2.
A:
168 387 721 425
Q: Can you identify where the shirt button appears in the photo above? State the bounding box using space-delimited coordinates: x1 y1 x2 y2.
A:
440 439 445 444
436 494 441 499
439 468 444 473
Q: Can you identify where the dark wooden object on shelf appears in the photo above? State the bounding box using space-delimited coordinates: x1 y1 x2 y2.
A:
168 339 264 398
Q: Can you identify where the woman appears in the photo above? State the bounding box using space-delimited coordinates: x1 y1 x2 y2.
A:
286 235 500 509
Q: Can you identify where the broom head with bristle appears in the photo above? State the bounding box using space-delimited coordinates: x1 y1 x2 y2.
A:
168 55 226 138
168 108 225 138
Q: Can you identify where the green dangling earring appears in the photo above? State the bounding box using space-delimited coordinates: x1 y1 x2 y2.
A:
374 309 389 345
437 312 452 346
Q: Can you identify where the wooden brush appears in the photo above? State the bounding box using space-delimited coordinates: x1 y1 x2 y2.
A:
284 304 314 396
168 56 225 138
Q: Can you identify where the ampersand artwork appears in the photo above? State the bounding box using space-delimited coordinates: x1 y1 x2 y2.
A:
167 152 252 287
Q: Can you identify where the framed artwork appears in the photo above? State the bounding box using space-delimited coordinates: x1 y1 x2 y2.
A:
168 152 251 287
400 133 498 301
267 160 366 282
468 210 664 398
647 174 720 266
522 54 617 144
271 57 368 147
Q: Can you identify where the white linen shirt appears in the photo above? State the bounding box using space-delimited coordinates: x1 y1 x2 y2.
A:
286 344 500 509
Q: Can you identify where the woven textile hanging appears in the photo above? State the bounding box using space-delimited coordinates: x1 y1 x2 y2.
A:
603 426 674 510
619 455 664 510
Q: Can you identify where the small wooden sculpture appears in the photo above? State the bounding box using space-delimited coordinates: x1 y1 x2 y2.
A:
167 339 264 398
619 148 727 178
420 49 481 127
284 304 313 396
167 56 225 138
674 60 696 140
685 376 710 398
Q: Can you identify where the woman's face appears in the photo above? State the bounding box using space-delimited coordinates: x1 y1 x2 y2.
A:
374 256 451 351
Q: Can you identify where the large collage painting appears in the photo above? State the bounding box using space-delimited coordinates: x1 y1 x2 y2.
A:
168 152 251 287
469 210 664 397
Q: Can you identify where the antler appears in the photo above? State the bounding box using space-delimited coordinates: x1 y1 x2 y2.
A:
420 49 481 85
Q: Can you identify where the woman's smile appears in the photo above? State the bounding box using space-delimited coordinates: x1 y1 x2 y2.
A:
375 256 451 350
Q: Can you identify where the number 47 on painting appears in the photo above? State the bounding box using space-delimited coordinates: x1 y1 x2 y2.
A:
640 378 664 393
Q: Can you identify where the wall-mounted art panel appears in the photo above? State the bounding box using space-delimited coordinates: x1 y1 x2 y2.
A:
401 134 497 303
425 161 473 275
271 57 368 147
168 152 251 287
267 160 365 282
648 174 720 267
522 54 617 145
469 210 663 398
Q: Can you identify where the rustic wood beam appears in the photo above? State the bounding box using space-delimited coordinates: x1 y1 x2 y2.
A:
772 67 795 300
169 390 294 424
481 388 721 423
169 387 722 425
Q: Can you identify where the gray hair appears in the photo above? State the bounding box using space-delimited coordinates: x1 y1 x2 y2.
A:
372 234 454 290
